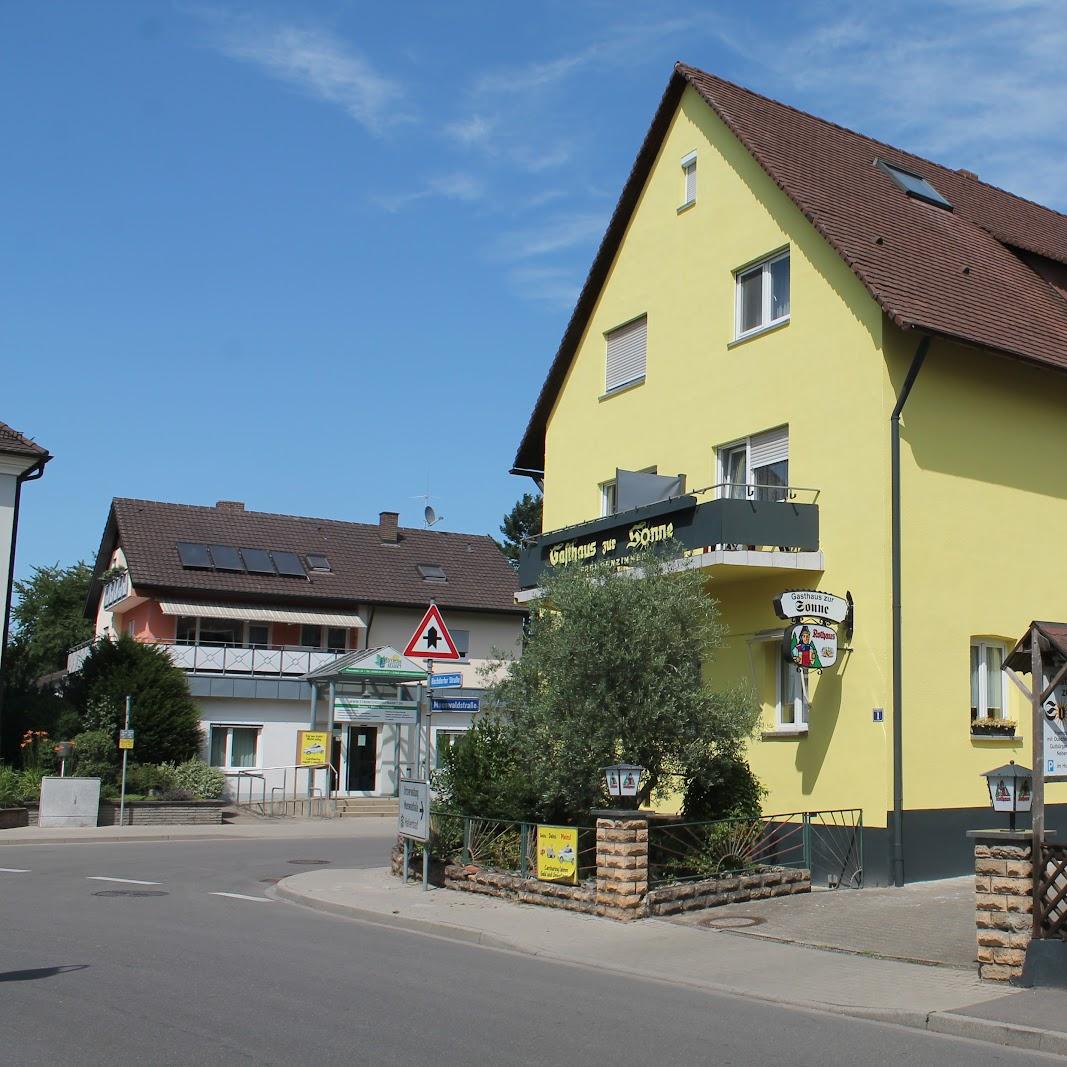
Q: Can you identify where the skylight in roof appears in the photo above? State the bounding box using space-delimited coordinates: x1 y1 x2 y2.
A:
875 159 952 210
306 553 331 572
417 563 447 582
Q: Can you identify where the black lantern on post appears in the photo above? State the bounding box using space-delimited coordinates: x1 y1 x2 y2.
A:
603 763 644 810
981 761 1033 832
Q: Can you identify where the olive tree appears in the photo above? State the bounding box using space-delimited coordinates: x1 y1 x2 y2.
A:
439 546 761 824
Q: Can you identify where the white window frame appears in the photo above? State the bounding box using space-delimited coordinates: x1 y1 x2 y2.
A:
776 658 810 732
716 428 788 500
603 315 647 395
971 639 1009 721
752 633 808 733
680 151 697 209
208 724 262 769
299 625 350 652
176 618 272 648
734 249 790 340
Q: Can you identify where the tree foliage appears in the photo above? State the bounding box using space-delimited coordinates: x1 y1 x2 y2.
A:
9 561 94 680
494 493 542 567
1 561 92 757
439 547 761 824
65 635 202 765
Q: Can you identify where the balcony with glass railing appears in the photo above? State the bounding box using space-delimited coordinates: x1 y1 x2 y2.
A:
67 639 349 678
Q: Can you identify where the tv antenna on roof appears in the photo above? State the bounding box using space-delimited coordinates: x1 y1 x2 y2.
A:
412 481 444 527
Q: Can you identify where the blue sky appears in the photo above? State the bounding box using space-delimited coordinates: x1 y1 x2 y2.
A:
4 0 1065 582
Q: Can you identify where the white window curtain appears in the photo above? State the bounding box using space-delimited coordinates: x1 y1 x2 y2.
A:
605 316 647 393
971 641 1006 720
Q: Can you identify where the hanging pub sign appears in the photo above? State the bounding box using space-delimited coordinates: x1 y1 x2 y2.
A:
783 623 838 671
773 589 850 625
1041 684 1067 780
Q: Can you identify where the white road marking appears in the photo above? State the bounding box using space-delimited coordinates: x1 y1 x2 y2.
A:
87 876 162 886
209 892 273 903
0 867 30 873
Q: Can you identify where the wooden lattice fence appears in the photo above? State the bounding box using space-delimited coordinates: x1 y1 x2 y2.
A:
1037 843 1067 939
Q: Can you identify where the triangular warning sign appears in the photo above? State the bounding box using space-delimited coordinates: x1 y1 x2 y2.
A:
403 604 461 660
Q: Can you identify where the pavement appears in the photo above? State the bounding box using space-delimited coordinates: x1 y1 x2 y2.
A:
276 865 1067 1059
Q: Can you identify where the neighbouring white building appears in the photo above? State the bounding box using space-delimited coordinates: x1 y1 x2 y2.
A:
0 420 50 688
72 498 524 804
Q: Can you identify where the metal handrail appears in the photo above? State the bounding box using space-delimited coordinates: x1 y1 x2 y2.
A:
228 763 336 816
689 483 821 503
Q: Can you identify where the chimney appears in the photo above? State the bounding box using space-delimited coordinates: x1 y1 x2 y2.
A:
216 501 245 511
379 511 399 543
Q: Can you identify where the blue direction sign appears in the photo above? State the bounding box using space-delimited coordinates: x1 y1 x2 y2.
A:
430 673 463 689
432 698 480 712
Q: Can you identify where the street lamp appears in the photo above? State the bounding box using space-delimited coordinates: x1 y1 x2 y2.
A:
981 760 1033 832
603 763 644 810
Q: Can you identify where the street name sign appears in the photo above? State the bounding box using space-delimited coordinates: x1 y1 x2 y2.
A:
398 779 430 841
432 698 479 712
404 604 461 661
430 672 463 689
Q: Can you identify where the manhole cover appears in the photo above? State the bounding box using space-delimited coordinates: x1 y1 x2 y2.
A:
287 859 331 866
92 890 169 898
699 914 765 929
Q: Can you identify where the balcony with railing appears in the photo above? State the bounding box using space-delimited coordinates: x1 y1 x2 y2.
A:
101 571 132 610
67 639 349 678
517 485 821 592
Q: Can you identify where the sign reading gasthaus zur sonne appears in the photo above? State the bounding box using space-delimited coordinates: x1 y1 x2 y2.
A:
774 590 849 624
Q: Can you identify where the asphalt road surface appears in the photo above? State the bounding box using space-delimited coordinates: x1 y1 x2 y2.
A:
0 835 1056 1066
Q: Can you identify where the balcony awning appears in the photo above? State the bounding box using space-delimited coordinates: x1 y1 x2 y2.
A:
157 600 366 629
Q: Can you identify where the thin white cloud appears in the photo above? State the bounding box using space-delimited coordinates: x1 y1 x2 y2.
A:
491 212 607 262
507 265 584 308
373 172 486 213
443 114 496 148
210 21 408 135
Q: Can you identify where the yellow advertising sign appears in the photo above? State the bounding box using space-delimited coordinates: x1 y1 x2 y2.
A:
536 825 578 885
296 730 330 767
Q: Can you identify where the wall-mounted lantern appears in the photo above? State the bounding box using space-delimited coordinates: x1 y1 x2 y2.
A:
981 760 1033 832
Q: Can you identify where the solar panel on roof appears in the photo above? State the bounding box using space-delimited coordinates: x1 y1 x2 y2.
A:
177 542 212 569
875 159 952 210
240 548 276 574
271 551 307 578
208 544 244 571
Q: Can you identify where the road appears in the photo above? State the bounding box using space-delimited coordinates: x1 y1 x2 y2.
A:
0 833 1056 1066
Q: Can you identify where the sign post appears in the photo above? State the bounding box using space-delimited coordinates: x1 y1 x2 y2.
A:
403 605 462 890
118 696 133 828
399 778 430 890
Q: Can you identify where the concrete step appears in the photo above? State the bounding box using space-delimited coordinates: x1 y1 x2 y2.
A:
335 798 399 819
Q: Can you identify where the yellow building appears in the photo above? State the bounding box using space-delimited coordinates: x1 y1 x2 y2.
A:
511 64 1067 885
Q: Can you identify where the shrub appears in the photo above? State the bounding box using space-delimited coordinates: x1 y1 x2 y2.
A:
0 765 22 808
73 729 119 784
18 730 55 774
65 635 202 764
123 762 178 797
162 759 225 800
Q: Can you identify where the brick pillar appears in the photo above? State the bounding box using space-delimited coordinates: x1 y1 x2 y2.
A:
970 830 1033 981
595 816 648 921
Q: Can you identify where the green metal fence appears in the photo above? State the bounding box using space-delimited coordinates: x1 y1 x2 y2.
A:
646 809 862 889
429 810 598 882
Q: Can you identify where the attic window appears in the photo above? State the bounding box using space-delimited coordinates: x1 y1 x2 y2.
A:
306 554 331 572
875 159 952 210
417 563 448 583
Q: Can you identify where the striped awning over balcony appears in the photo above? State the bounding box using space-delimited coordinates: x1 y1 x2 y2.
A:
157 600 366 628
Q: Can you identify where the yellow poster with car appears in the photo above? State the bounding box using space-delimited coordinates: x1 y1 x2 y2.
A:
536 825 578 884
296 730 330 767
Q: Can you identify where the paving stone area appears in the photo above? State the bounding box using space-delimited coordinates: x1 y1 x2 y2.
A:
663 875 977 968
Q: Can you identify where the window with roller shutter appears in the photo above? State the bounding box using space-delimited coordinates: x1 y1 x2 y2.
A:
604 316 647 394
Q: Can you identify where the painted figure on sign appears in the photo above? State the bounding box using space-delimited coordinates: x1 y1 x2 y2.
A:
995 778 1010 803
791 626 821 670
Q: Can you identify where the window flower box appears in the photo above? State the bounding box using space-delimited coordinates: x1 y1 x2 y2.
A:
971 718 1016 738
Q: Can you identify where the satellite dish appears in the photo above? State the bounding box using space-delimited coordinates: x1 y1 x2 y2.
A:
424 505 437 527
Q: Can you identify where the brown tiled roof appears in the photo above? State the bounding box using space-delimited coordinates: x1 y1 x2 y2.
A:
513 64 1067 473
92 498 522 616
0 420 49 460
